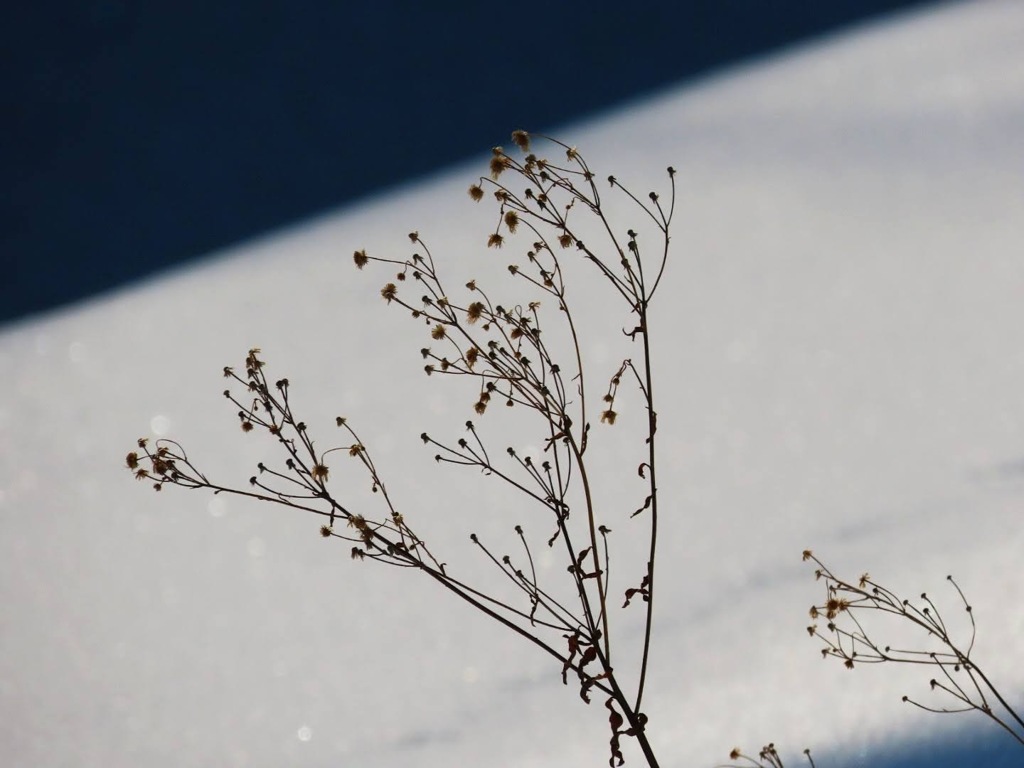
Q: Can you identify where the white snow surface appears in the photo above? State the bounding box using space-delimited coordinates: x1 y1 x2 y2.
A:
2 1 1023 766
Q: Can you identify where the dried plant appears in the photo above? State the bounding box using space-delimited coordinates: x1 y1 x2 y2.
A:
125 130 1020 767
717 552 1023 768
803 550 1024 750
127 132 676 767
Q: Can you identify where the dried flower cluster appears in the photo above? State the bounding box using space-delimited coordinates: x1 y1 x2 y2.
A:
803 550 1024 749
128 347 441 567
129 132 677 767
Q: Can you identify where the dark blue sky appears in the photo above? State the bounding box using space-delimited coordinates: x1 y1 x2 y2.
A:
3 0 940 327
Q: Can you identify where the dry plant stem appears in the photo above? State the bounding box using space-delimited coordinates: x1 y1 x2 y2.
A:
633 301 659 714
804 551 1024 749
128 133 675 767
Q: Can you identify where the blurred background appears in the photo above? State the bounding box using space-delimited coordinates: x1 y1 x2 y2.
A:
3 0 932 327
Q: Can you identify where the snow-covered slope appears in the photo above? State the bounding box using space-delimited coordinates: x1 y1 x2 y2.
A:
2 1 1022 766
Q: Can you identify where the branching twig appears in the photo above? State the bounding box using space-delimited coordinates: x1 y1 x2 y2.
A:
804 550 1024 749
128 132 676 768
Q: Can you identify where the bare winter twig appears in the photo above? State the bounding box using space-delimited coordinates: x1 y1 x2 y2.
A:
128 132 676 767
804 550 1023 749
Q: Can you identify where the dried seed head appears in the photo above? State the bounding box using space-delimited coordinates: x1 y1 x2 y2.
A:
490 153 510 179
503 210 519 233
488 233 504 249
353 249 368 268
381 283 398 302
824 597 850 619
431 324 447 340
468 184 485 201
511 130 530 151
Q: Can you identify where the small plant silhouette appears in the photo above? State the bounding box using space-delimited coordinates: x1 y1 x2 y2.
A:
129 132 675 766
720 554 1023 767
804 551 1024 749
127 131 1021 767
